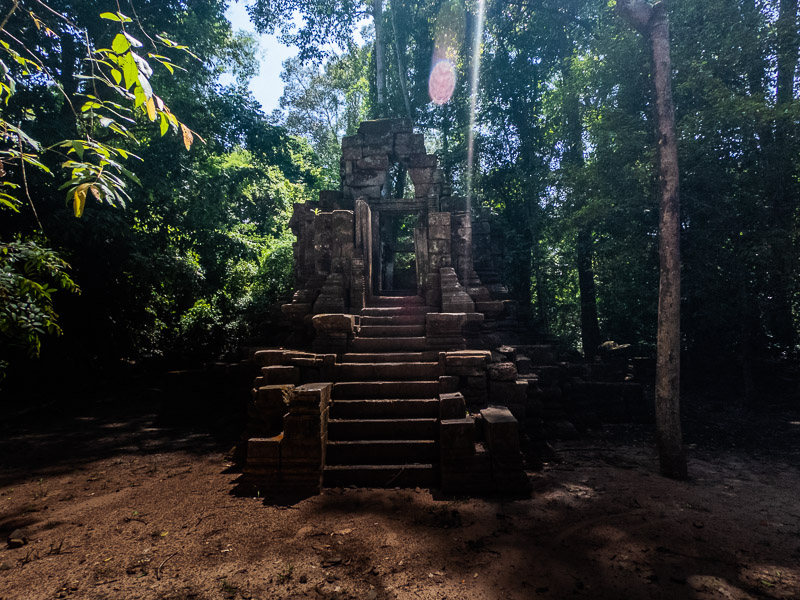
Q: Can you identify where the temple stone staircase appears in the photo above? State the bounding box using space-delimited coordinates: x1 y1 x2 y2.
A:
323 295 443 488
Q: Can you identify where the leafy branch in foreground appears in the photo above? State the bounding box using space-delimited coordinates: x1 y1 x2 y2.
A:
0 237 79 378
0 5 203 218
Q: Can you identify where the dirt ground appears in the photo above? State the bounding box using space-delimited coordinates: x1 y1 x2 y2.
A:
1 393 800 600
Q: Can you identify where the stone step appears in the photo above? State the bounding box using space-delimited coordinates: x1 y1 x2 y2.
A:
330 399 439 419
359 314 426 326
361 306 435 316
328 418 437 440
369 295 426 306
358 325 426 338
342 352 438 363
333 380 440 399
335 362 441 381
350 336 428 352
323 464 436 488
326 440 436 465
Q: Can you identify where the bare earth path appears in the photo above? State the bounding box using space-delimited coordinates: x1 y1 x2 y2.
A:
1 398 799 600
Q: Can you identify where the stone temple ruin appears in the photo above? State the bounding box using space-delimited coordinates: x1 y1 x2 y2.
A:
242 119 646 496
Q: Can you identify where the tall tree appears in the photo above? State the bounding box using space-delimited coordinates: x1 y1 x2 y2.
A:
374 0 386 112
617 0 687 479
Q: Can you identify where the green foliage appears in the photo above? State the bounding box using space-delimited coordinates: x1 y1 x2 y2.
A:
0 5 200 219
0 237 79 377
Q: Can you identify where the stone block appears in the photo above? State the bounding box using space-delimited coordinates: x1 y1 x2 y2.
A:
261 365 300 385
428 212 451 228
439 375 459 394
497 345 517 362
445 351 491 366
394 133 425 155
487 362 518 381
408 167 442 184
349 169 386 187
283 414 322 445
312 313 355 334
332 210 355 243
439 392 466 419
357 155 389 170
426 312 466 336
341 134 363 148
476 300 505 318
342 145 361 161
254 349 285 367
358 119 411 135
489 379 528 405
428 238 451 254
440 417 475 459
253 384 294 412
405 154 438 168
248 435 282 462
292 382 333 409
480 406 521 455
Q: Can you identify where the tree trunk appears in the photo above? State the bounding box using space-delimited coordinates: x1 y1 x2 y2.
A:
374 0 386 113
561 56 601 359
577 228 601 357
768 0 798 349
390 1 414 124
618 0 687 479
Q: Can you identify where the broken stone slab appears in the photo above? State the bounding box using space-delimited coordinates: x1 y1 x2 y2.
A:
248 435 282 463
439 392 466 419
312 313 355 334
487 362 518 381
357 118 412 136
7 529 27 549
440 417 476 459
480 406 521 455
254 349 286 367
252 384 294 413
497 345 517 362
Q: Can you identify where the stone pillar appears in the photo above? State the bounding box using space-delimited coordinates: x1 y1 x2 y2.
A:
440 267 475 313
313 273 346 314
480 406 529 493
280 383 332 494
427 212 452 274
487 361 528 421
355 198 373 302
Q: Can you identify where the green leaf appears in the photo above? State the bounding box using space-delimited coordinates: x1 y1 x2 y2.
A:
159 112 169 136
111 34 131 55
121 53 138 90
99 12 121 21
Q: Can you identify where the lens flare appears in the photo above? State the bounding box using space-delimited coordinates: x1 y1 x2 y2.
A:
429 59 456 105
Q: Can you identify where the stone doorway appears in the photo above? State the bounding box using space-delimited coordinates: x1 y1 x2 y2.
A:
378 212 419 294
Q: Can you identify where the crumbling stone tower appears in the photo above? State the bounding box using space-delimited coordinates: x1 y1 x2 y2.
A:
284 118 512 345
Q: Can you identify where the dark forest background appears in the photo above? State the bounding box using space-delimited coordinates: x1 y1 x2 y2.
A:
1 0 798 403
